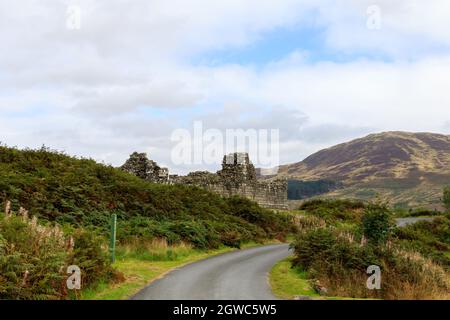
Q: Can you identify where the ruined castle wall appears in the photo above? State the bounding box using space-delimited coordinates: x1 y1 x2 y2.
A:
169 167 288 210
195 181 288 210
121 152 288 210
253 182 288 210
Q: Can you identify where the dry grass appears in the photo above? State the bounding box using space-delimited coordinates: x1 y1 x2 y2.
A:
116 238 194 262
315 248 450 300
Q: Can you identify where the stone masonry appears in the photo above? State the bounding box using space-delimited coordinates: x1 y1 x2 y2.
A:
121 152 169 183
120 152 288 210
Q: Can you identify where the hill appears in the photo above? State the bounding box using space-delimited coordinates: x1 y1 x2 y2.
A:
276 132 450 208
0 145 292 248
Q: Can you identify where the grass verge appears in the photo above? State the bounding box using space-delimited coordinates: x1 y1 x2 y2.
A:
269 257 363 300
269 257 319 300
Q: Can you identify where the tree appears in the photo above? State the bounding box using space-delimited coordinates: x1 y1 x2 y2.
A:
444 187 450 211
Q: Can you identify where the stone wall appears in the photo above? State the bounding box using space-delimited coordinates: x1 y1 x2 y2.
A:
206 180 288 210
121 152 288 210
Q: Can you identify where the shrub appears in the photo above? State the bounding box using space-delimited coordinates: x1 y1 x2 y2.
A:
293 215 327 231
291 228 377 273
289 195 450 300
0 208 115 300
299 199 365 223
66 228 115 288
393 216 450 270
361 203 394 245
291 227 450 299
0 212 67 299
378 247 450 300
226 196 294 240
299 199 365 212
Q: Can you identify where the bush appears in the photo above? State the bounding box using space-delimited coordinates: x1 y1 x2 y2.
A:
393 215 450 270
290 202 449 299
0 213 68 299
291 227 450 299
361 203 394 245
293 215 327 231
0 209 115 300
299 199 365 223
66 228 115 288
291 228 377 274
299 199 365 212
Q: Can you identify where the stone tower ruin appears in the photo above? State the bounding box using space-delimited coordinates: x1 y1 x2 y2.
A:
120 152 288 210
121 152 168 183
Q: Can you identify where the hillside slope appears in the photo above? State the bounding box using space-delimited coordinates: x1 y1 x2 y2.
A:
0 146 292 248
277 132 450 208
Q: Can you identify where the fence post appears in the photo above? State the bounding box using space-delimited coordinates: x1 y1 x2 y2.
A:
109 214 117 263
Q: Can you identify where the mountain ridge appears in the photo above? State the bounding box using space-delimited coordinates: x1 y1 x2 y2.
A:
274 131 450 208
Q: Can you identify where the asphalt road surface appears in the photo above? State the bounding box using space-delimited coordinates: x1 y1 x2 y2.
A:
395 217 436 227
132 243 292 300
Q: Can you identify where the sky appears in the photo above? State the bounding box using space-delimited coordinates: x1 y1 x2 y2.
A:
1 0 450 174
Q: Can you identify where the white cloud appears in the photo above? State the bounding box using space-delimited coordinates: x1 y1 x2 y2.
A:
73 82 203 115
315 0 450 57
1 0 450 173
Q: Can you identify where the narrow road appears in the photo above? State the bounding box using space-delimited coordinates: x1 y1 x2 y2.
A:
132 244 291 300
395 217 436 227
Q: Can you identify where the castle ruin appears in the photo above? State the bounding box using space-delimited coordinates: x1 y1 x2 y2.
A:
120 152 288 210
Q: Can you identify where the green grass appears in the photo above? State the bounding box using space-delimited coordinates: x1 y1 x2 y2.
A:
269 257 319 300
269 258 373 300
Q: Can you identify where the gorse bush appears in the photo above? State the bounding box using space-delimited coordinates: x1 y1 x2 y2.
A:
0 206 115 300
0 145 293 248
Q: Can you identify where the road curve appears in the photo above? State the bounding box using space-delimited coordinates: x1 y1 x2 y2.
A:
132 243 291 300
